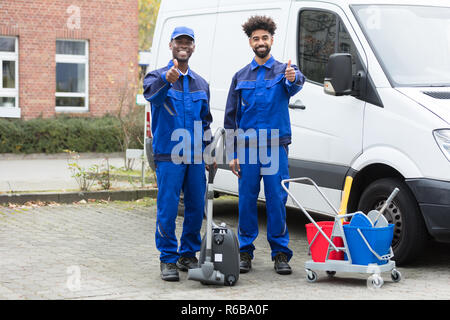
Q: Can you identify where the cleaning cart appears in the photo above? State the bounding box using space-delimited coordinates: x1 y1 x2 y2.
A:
281 177 402 289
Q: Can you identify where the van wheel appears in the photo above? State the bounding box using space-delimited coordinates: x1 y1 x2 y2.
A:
357 178 427 265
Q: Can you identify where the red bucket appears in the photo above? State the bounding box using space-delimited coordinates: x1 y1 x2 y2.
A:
306 221 346 262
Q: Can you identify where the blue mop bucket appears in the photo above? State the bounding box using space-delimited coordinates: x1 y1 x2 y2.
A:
343 223 394 265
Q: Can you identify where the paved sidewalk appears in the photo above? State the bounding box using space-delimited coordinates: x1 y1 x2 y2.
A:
0 198 449 300
0 152 129 193
0 152 156 205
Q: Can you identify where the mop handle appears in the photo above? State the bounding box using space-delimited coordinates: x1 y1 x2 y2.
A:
374 188 399 223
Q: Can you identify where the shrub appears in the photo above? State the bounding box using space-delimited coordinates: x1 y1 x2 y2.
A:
0 114 143 154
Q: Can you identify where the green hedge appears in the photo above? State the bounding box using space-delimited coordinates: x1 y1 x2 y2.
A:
0 115 143 154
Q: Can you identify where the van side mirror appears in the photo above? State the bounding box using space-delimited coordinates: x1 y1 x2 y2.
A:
324 53 353 96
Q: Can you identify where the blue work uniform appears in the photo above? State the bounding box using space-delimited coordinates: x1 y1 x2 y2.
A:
143 60 212 263
224 56 305 261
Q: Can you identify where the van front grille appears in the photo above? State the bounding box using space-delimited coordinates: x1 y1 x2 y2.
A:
423 91 450 99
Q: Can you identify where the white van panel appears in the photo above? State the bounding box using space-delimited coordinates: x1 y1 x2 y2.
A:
351 145 423 177
161 0 219 13
288 83 365 166
364 88 450 180
218 0 291 7
395 87 450 124
214 170 239 195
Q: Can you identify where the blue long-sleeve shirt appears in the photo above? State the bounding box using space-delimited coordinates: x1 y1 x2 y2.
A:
223 56 305 159
143 60 212 163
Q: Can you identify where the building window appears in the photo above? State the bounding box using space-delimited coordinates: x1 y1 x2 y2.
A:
0 36 19 118
55 40 89 112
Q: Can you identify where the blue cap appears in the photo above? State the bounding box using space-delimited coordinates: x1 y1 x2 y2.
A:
171 26 195 41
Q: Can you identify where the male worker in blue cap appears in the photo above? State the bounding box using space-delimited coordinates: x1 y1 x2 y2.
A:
224 16 305 275
143 26 213 281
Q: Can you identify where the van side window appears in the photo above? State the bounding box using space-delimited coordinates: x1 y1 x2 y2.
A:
298 10 336 84
338 22 357 75
298 10 358 84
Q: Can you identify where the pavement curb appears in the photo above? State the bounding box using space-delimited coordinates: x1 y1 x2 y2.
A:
0 188 158 205
0 152 125 160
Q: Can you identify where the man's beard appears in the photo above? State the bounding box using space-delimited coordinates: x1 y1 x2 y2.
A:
253 45 271 59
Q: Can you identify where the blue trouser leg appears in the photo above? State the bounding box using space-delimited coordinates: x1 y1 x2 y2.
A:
179 163 206 258
155 161 185 263
262 145 293 261
155 161 206 263
237 148 260 258
237 145 293 261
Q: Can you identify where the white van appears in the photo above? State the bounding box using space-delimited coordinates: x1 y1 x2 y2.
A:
145 0 450 265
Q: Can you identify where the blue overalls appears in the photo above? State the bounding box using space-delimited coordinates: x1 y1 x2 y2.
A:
224 56 305 261
143 60 212 263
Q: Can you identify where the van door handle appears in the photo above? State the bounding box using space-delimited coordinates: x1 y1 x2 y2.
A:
289 99 306 110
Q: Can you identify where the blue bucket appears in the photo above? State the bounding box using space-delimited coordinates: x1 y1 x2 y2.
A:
343 224 394 265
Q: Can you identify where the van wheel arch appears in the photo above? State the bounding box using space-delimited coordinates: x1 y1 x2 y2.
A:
347 164 403 213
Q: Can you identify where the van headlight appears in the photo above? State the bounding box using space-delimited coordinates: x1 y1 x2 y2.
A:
433 129 450 162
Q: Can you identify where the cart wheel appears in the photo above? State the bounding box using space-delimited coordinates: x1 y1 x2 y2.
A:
326 271 336 277
306 270 317 283
391 269 402 282
225 274 237 286
367 274 384 289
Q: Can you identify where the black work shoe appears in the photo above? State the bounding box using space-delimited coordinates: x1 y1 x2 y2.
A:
274 252 292 275
176 256 199 271
239 252 252 273
160 262 179 281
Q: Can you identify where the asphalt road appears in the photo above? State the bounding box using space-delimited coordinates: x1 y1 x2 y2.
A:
0 196 448 301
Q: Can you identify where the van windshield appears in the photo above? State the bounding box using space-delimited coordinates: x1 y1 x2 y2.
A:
352 5 450 87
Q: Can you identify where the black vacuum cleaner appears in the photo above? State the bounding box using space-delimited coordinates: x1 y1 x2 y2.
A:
187 127 240 286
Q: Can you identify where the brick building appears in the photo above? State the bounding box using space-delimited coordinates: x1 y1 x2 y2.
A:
0 0 139 119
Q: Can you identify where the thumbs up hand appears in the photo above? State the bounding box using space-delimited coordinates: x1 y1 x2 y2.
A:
166 59 180 84
285 59 296 83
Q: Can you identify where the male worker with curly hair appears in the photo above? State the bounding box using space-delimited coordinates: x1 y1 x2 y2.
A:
224 16 305 275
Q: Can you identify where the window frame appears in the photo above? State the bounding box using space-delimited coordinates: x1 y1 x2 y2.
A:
55 39 89 113
0 36 20 118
